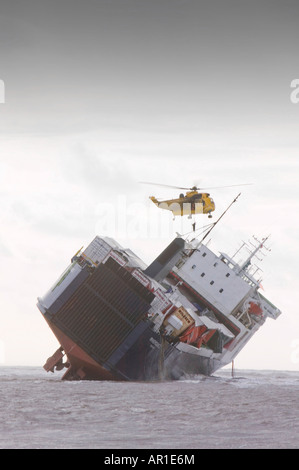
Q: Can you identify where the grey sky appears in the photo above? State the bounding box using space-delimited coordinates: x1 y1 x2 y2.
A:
1 0 299 133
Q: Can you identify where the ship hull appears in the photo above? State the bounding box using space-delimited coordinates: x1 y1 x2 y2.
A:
43 316 223 381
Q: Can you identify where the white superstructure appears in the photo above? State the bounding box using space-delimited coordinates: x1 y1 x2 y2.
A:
157 235 281 369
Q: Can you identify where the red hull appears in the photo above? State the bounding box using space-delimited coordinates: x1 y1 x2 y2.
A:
44 320 118 381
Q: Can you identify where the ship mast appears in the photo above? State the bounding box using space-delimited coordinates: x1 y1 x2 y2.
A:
194 193 241 244
235 235 270 274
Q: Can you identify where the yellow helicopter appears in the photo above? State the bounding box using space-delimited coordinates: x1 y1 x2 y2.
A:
141 182 251 219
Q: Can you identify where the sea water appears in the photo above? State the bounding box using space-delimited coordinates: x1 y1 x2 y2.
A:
0 366 298 449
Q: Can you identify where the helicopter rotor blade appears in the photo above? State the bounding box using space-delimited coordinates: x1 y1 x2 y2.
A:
197 184 253 190
139 182 190 190
139 181 252 191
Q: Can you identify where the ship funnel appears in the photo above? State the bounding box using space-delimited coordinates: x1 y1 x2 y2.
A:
144 237 185 282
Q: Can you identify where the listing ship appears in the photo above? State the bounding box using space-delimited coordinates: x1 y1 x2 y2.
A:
37 228 281 381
